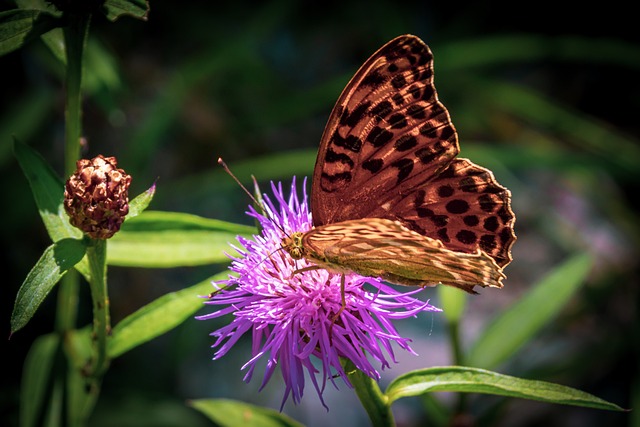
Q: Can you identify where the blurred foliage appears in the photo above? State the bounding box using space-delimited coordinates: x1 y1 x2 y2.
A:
1 0 638 426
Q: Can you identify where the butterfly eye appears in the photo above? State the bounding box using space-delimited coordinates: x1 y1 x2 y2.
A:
282 232 305 260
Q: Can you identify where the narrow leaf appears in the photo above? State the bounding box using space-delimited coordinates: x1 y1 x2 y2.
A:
125 183 156 220
467 253 592 369
473 78 640 176
14 1 64 62
0 9 60 56
108 273 225 358
188 399 304 427
385 366 624 411
14 140 81 242
40 27 64 62
11 238 87 333
107 211 254 267
102 0 149 22
20 334 59 427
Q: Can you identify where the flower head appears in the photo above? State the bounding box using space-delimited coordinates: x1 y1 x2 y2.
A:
198 178 440 409
64 155 131 239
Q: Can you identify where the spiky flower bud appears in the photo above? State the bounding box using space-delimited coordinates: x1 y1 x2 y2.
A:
64 155 131 239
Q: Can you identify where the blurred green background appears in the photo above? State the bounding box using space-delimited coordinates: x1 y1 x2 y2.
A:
1 1 638 426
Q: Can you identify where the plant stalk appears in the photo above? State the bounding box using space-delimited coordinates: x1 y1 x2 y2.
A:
63 12 90 177
344 359 395 427
447 320 468 415
86 238 110 377
56 12 91 335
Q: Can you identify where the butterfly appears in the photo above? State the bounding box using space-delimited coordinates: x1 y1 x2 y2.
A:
282 34 516 294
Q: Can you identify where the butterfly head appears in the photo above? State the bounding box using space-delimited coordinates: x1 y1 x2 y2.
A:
282 232 306 260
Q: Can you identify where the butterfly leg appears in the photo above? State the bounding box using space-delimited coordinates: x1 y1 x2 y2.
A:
289 265 323 279
328 274 347 340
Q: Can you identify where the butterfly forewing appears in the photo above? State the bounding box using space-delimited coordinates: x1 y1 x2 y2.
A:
310 34 516 274
301 218 505 293
312 35 459 226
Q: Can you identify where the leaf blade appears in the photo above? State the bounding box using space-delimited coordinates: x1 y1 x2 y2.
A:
385 366 624 412
0 9 60 56
108 273 225 358
20 333 60 427
107 211 254 267
102 0 149 22
466 253 592 369
11 238 87 333
188 399 304 427
14 140 81 242
126 183 156 220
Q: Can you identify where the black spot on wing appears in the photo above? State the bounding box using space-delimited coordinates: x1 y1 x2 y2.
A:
362 158 383 173
366 126 394 147
392 158 414 183
325 148 354 167
340 101 371 128
394 135 418 151
370 101 393 120
333 134 362 153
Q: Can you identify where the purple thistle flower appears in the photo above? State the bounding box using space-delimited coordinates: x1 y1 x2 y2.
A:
197 178 441 409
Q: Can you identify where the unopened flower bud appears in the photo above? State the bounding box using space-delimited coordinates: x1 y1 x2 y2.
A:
64 155 131 239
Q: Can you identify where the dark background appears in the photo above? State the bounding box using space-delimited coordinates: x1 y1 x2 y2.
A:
1 1 638 426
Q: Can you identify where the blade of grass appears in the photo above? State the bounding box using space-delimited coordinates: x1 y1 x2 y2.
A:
466 253 592 369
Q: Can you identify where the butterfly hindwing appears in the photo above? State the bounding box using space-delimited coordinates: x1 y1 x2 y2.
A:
391 158 515 268
301 218 505 292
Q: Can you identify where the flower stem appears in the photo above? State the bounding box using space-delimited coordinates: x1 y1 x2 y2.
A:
438 286 469 416
86 238 110 377
63 12 90 177
56 12 91 335
344 359 395 427
447 320 468 414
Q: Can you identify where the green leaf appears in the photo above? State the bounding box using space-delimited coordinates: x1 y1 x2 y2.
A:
438 35 640 71
13 1 64 62
102 0 149 22
466 253 592 369
108 273 225 358
385 366 624 411
188 399 304 427
0 9 60 56
107 211 255 267
125 183 156 220
471 78 640 176
14 140 81 242
11 238 87 333
41 26 64 62
20 333 59 427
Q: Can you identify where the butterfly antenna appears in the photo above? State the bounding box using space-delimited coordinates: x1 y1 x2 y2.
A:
218 158 262 207
217 157 288 236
